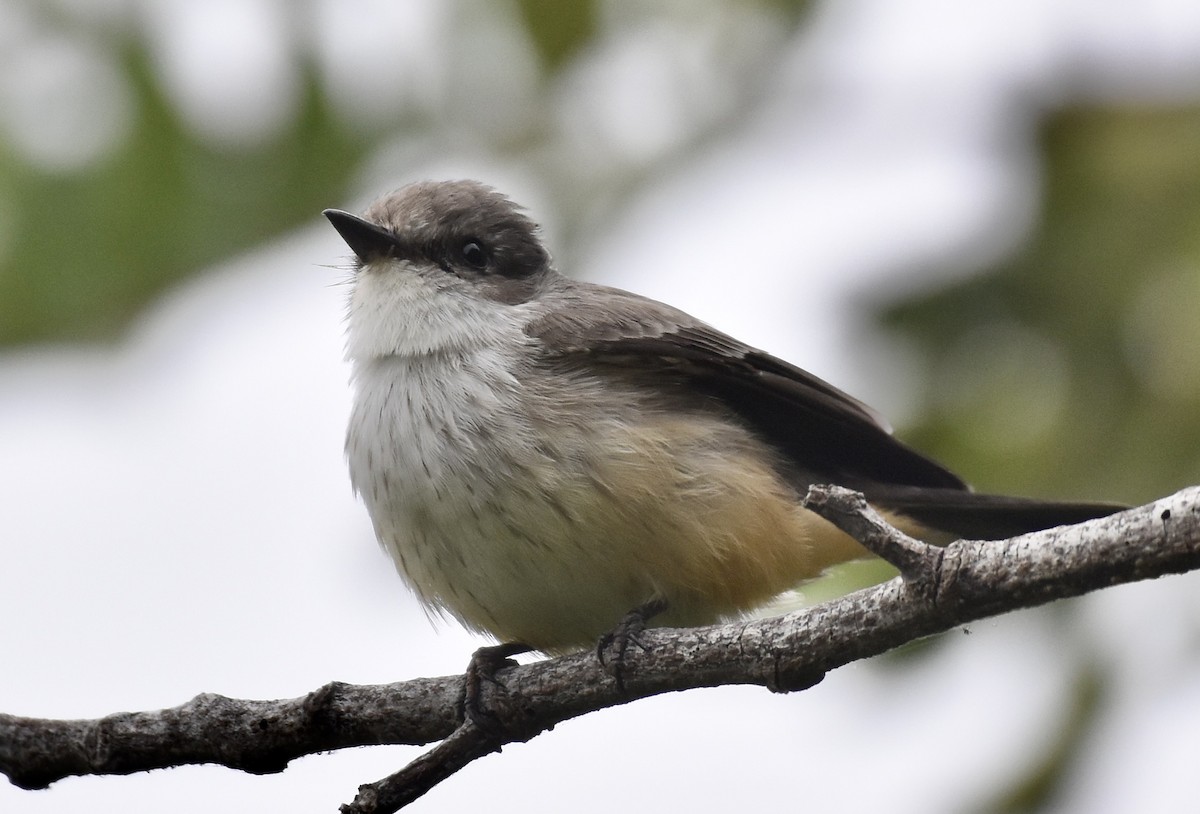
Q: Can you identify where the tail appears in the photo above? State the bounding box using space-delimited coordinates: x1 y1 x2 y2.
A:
868 487 1126 541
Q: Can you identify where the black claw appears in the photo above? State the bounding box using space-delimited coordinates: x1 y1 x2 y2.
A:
596 598 669 693
460 642 533 734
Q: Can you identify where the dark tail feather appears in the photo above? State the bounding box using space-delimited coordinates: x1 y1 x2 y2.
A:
869 488 1127 541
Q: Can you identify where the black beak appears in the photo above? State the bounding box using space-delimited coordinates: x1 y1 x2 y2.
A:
323 209 400 262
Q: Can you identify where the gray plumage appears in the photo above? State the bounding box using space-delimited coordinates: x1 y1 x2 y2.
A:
326 180 1122 652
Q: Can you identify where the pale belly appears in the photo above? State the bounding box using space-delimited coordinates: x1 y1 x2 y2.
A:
347 355 862 653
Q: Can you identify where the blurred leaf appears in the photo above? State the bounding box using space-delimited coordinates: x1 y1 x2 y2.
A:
760 0 813 23
882 105 1200 504
514 0 596 72
980 663 1104 813
0 43 369 345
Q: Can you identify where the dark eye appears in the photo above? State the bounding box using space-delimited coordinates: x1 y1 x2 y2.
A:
460 240 488 270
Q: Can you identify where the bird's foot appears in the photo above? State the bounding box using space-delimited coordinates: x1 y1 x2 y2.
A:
460 641 533 735
596 598 669 693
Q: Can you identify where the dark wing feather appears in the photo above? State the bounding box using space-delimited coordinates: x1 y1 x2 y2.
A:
526 283 1125 539
526 284 967 493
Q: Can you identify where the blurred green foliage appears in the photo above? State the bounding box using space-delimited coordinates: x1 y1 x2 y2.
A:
0 44 369 345
985 663 1106 813
879 108 1200 809
883 106 1200 504
515 0 597 71
0 0 807 347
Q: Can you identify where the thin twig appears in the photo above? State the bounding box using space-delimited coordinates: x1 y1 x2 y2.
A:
340 722 502 814
803 484 942 595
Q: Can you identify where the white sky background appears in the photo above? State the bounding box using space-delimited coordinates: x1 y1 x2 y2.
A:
4 0 1200 812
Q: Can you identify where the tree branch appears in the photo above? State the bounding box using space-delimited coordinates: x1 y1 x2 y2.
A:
3 486 1198 813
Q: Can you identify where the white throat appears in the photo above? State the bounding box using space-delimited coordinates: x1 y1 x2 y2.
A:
344 260 533 362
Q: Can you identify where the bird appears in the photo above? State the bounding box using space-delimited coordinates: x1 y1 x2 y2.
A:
324 179 1122 655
